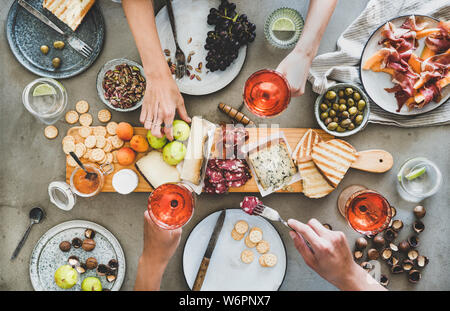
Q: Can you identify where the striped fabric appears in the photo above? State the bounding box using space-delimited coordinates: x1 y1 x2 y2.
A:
308 0 450 127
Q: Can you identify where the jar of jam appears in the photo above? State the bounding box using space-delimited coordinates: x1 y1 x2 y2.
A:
48 163 113 211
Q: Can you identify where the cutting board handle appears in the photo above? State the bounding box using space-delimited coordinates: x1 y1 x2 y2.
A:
352 150 393 173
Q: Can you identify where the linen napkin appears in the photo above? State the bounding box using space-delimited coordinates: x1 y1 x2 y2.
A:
308 0 450 127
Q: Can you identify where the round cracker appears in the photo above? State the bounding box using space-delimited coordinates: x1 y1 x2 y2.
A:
95 135 106 148
110 135 124 149
44 125 58 139
256 240 270 254
106 152 113 164
259 255 267 267
62 140 75 154
103 139 113 152
79 126 92 138
91 148 106 163
83 149 92 160
65 110 79 124
62 135 75 145
112 150 118 163
262 253 277 267
106 121 118 135
93 126 107 137
75 100 89 114
75 143 86 158
231 229 244 241
244 235 257 248
79 113 93 126
66 155 78 167
248 228 263 244
240 249 254 264
98 109 112 123
234 220 249 235
84 135 96 148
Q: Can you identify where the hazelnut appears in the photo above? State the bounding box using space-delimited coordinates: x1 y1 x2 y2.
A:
416 255 429 268
389 243 398 252
408 235 419 248
97 264 110 276
408 270 421 283
391 264 404 274
82 239 96 251
354 250 364 260
373 235 385 249
68 255 80 267
108 259 119 270
355 237 368 250
408 249 419 261
322 223 332 230
379 274 389 287
398 240 411 253
86 257 98 270
413 205 426 219
384 228 397 242
59 241 71 252
402 259 414 271
381 248 392 260
367 248 379 260
75 263 87 274
71 237 82 248
84 228 96 239
412 220 425 234
391 219 403 232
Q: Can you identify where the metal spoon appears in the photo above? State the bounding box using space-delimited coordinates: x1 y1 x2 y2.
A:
10 207 44 260
69 151 98 180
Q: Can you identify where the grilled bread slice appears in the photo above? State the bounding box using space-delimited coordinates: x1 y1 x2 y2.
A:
43 0 95 31
293 129 323 163
298 160 335 198
311 139 357 188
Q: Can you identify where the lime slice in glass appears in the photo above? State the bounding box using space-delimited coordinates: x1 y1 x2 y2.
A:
405 166 426 181
33 83 56 97
272 17 295 32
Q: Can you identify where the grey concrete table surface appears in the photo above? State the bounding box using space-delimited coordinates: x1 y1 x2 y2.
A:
0 0 449 291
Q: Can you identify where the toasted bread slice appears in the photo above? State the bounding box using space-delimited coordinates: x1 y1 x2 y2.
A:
311 139 357 188
294 129 323 163
298 160 335 198
43 0 95 31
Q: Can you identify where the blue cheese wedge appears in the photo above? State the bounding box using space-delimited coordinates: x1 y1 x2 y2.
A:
248 141 297 191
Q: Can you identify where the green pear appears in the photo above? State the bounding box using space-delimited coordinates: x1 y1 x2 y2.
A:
147 131 168 149
54 265 78 289
162 141 186 166
172 120 190 141
81 277 102 291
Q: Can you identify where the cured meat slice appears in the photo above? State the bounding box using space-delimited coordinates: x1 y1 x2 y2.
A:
240 196 262 215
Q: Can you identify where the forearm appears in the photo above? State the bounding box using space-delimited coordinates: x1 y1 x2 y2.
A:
336 262 387 291
122 0 171 79
134 255 168 291
294 0 337 58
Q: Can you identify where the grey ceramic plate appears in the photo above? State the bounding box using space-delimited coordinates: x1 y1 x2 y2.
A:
315 83 370 137
6 0 105 79
96 58 145 112
30 220 125 291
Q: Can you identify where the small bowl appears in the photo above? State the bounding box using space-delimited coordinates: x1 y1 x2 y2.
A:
314 83 370 137
96 58 146 112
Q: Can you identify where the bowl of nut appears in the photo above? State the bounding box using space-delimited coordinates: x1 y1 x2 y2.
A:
314 83 370 137
97 58 146 112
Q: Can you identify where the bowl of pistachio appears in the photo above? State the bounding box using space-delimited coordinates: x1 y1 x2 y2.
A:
314 83 370 137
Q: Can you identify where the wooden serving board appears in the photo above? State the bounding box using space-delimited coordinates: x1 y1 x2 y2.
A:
65 127 333 193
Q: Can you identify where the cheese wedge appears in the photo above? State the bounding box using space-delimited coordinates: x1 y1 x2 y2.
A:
43 0 95 31
181 116 208 185
135 151 180 189
311 139 357 188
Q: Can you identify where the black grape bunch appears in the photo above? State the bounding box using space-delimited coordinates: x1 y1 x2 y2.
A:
205 0 256 72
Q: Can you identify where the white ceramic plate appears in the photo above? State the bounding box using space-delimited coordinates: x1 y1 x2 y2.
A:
155 0 247 95
30 220 125 291
360 15 449 115
183 209 287 291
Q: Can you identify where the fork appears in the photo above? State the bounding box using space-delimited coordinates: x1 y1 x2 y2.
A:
165 0 186 79
253 204 315 253
18 0 93 58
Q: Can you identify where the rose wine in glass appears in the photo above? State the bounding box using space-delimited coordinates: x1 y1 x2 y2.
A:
345 190 392 236
244 69 291 118
148 183 195 230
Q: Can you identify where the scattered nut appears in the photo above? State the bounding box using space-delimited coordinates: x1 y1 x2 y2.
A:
96 264 110 276
413 205 426 219
416 255 429 268
355 237 368 250
108 259 119 270
402 259 414 271
68 255 80 267
390 206 397 217
379 274 389 287
75 262 87 274
384 228 397 242
381 248 392 260
389 243 399 252
84 228 96 239
373 235 385 249
412 220 425 234
82 239 96 251
408 235 419 248
398 240 411 253
71 237 82 248
408 270 421 283
391 219 404 232
360 261 374 272
386 256 399 267
86 257 98 270
391 264 404 274
367 248 379 260
59 241 71 252
322 223 332 230
354 250 364 260
408 249 419 261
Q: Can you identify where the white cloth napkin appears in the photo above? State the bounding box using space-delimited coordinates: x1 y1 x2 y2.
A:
308 0 450 127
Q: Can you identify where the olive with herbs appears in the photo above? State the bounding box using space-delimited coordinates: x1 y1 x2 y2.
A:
327 122 338 131
52 57 61 68
329 109 336 117
325 91 337 100
358 100 366 111
347 98 355 107
320 112 329 120
345 88 354 96
320 103 328 111
353 92 361 101
40 45 49 55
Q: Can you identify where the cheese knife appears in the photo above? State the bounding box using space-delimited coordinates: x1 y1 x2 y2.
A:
192 209 226 291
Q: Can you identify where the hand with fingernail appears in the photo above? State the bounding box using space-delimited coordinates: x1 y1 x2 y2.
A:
288 218 386 291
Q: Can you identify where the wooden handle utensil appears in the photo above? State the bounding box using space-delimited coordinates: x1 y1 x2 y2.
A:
351 149 393 173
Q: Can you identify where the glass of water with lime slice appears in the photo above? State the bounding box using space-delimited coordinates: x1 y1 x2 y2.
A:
397 157 442 202
22 78 67 125
264 8 304 49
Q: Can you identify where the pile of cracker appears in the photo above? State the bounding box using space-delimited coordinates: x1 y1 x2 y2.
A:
62 122 123 168
232 220 277 268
